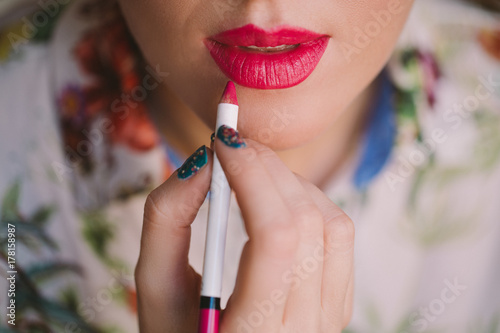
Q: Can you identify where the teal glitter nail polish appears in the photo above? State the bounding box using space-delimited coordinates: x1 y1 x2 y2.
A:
216 125 246 148
177 145 208 179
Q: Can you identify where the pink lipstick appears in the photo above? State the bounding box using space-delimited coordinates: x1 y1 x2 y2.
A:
219 81 238 105
205 24 329 89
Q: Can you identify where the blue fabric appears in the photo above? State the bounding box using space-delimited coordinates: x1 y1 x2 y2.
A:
353 70 397 190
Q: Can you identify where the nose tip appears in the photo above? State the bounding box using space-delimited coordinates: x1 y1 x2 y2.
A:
215 0 288 29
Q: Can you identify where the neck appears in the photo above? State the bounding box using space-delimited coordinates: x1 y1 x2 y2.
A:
149 79 377 189
148 85 212 158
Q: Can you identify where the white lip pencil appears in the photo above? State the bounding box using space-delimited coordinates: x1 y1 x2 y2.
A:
198 81 239 333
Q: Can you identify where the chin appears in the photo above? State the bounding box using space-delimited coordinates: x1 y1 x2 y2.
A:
234 100 335 151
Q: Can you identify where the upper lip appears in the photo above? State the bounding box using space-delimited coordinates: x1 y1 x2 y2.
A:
208 24 328 48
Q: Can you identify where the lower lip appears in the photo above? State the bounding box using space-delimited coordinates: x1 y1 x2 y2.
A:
204 37 329 89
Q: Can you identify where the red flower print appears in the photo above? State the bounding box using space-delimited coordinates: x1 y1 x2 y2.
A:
126 286 137 314
479 28 500 61
69 3 159 152
417 51 441 108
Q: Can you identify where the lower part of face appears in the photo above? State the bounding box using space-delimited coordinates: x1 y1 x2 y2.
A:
118 0 414 150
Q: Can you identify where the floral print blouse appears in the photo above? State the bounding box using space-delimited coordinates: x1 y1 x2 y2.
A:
0 0 499 332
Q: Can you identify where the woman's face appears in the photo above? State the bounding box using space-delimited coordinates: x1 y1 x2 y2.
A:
118 0 414 150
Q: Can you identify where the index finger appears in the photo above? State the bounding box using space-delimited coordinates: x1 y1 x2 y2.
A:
214 126 298 326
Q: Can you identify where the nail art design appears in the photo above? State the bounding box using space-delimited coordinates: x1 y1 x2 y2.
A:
216 125 246 148
177 145 208 179
210 132 215 143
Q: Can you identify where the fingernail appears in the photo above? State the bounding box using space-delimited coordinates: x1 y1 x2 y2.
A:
216 125 246 148
177 145 208 180
210 132 215 143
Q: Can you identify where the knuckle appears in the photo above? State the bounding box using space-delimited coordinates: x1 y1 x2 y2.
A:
144 189 199 230
293 204 323 228
255 220 300 259
144 190 169 221
134 260 152 296
319 200 344 220
134 262 141 285
325 214 355 253
134 261 145 289
292 204 324 239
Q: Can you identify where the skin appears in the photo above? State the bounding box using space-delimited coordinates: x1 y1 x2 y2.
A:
118 0 414 331
119 0 414 180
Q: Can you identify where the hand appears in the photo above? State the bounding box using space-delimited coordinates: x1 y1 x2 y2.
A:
135 126 355 332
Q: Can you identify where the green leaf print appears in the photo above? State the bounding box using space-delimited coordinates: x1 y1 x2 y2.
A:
1 180 21 223
26 261 82 284
81 211 127 271
0 181 100 332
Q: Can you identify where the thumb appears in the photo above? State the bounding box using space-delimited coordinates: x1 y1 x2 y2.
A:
136 145 212 330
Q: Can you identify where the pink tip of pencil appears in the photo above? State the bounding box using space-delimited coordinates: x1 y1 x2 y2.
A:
219 81 238 106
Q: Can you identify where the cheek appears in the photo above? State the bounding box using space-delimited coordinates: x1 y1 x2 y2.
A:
120 0 227 121
332 0 414 70
119 0 211 78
